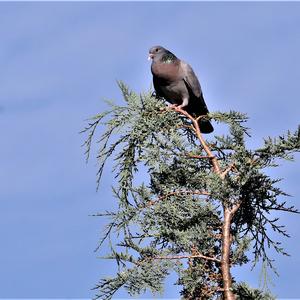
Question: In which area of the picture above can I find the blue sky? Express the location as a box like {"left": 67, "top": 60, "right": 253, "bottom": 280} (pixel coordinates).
{"left": 0, "top": 2, "right": 300, "bottom": 299}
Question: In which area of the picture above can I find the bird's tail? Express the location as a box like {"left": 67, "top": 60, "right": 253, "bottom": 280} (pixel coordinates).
{"left": 198, "top": 119, "right": 214, "bottom": 134}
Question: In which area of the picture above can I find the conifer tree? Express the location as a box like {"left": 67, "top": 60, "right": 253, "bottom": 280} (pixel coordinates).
{"left": 82, "top": 82, "right": 300, "bottom": 300}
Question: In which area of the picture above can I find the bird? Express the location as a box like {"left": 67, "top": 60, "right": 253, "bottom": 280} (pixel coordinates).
{"left": 148, "top": 45, "right": 213, "bottom": 134}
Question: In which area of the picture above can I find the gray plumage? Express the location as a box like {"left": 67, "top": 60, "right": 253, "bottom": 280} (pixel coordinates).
{"left": 149, "top": 45, "right": 213, "bottom": 134}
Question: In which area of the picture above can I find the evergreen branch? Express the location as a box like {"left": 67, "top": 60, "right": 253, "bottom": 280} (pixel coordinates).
{"left": 255, "top": 126, "right": 300, "bottom": 165}
{"left": 84, "top": 84, "right": 299, "bottom": 300}
{"left": 153, "top": 254, "right": 221, "bottom": 263}
{"left": 93, "top": 272, "right": 128, "bottom": 300}
{"left": 94, "top": 220, "right": 115, "bottom": 252}
{"left": 81, "top": 112, "right": 112, "bottom": 163}
{"left": 268, "top": 206, "right": 299, "bottom": 213}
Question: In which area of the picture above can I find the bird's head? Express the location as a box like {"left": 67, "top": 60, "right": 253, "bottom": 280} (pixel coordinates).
{"left": 148, "top": 45, "right": 167, "bottom": 60}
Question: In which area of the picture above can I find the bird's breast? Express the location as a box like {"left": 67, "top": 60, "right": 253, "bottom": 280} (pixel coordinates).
{"left": 151, "top": 62, "right": 181, "bottom": 83}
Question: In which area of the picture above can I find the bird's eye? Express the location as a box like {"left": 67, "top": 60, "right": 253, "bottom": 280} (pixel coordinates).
{"left": 155, "top": 48, "right": 159, "bottom": 52}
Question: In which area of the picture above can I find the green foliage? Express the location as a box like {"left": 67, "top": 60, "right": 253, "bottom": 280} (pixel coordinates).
{"left": 82, "top": 82, "right": 300, "bottom": 299}
{"left": 233, "top": 282, "right": 275, "bottom": 300}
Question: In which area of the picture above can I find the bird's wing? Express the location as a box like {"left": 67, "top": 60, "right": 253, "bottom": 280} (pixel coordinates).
{"left": 180, "top": 61, "right": 202, "bottom": 98}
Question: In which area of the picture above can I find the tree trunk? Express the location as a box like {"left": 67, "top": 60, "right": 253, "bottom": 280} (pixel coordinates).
{"left": 221, "top": 208, "right": 235, "bottom": 300}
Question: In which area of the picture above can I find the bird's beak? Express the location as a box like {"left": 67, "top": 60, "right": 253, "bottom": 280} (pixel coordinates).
{"left": 148, "top": 53, "right": 154, "bottom": 60}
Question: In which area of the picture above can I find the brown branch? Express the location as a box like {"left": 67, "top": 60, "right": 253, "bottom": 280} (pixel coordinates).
{"left": 170, "top": 107, "right": 238, "bottom": 299}
{"left": 196, "top": 115, "right": 205, "bottom": 121}
{"left": 231, "top": 201, "right": 242, "bottom": 215}
{"left": 174, "top": 107, "right": 221, "bottom": 174}
{"left": 153, "top": 254, "right": 221, "bottom": 263}
{"left": 158, "top": 190, "right": 210, "bottom": 200}
{"left": 220, "top": 163, "right": 236, "bottom": 179}
{"left": 186, "top": 153, "right": 212, "bottom": 159}
{"left": 146, "top": 190, "right": 210, "bottom": 207}
{"left": 221, "top": 208, "right": 236, "bottom": 300}
{"left": 177, "top": 124, "right": 194, "bottom": 130}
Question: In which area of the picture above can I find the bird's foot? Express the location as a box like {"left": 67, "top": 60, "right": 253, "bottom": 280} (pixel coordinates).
{"left": 174, "top": 105, "right": 187, "bottom": 113}
{"left": 177, "top": 104, "right": 187, "bottom": 109}
{"left": 168, "top": 104, "right": 178, "bottom": 109}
